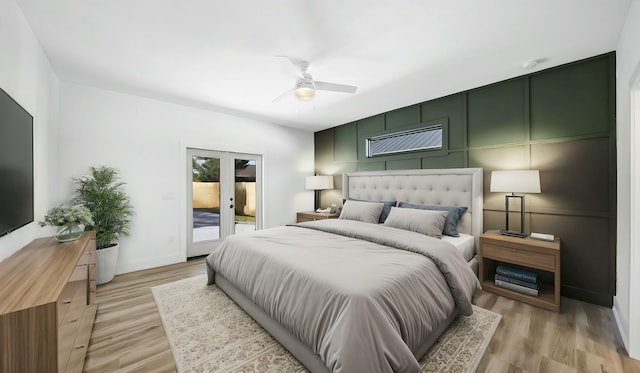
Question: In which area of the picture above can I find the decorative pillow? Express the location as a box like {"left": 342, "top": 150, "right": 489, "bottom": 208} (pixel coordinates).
{"left": 383, "top": 207, "right": 448, "bottom": 238}
{"left": 344, "top": 198, "right": 397, "bottom": 223}
{"left": 339, "top": 200, "right": 384, "bottom": 224}
{"left": 397, "top": 202, "right": 467, "bottom": 237}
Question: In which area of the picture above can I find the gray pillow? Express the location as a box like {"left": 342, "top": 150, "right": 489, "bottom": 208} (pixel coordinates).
{"left": 346, "top": 198, "right": 397, "bottom": 223}
{"left": 383, "top": 207, "right": 448, "bottom": 238}
{"left": 397, "top": 202, "right": 467, "bottom": 237}
{"left": 339, "top": 200, "right": 384, "bottom": 224}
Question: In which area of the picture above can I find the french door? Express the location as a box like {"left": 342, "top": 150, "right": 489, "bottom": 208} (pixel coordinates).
{"left": 186, "top": 148, "right": 262, "bottom": 257}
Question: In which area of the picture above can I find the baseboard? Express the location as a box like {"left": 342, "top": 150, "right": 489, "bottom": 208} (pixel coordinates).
{"left": 561, "top": 285, "right": 613, "bottom": 307}
{"left": 612, "top": 298, "right": 630, "bottom": 355}
{"left": 115, "top": 254, "right": 186, "bottom": 275}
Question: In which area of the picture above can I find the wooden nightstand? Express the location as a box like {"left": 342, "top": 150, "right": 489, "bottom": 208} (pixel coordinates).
{"left": 479, "top": 230, "right": 561, "bottom": 312}
{"left": 296, "top": 211, "right": 339, "bottom": 223}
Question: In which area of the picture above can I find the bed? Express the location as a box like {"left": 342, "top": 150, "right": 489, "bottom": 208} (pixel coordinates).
{"left": 205, "top": 168, "right": 483, "bottom": 373}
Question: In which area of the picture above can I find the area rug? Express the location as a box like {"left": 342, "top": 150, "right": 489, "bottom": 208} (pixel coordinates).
{"left": 152, "top": 275, "right": 501, "bottom": 373}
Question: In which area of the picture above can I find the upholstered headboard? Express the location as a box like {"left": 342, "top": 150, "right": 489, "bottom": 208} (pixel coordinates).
{"left": 342, "top": 168, "right": 483, "bottom": 247}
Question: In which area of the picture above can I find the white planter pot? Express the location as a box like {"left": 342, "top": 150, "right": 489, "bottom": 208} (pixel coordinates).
{"left": 96, "top": 244, "right": 119, "bottom": 285}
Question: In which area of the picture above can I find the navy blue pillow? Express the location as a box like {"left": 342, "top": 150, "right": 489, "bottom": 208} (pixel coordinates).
{"left": 345, "top": 198, "right": 397, "bottom": 223}
{"left": 397, "top": 202, "right": 467, "bottom": 237}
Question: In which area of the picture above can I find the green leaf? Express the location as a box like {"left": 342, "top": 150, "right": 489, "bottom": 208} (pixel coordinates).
{"left": 73, "top": 166, "right": 134, "bottom": 250}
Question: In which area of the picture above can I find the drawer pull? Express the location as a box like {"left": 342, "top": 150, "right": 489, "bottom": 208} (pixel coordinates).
{"left": 512, "top": 249, "right": 517, "bottom": 252}
{"left": 74, "top": 344, "right": 85, "bottom": 349}
{"left": 70, "top": 318, "right": 78, "bottom": 323}
{"left": 63, "top": 300, "right": 72, "bottom": 304}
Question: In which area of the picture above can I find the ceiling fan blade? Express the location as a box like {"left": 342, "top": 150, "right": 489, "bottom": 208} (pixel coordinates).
{"left": 315, "top": 81, "right": 358, "bottom": 94}
{"left": 276, "top": 55, "right": 310, "bottom": 71}
{"left": 272, "top": 87, "right": 295, "bottom": 102}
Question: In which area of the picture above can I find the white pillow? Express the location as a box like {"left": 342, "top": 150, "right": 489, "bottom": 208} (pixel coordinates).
{"left": 339, "top": 200, "right": 384, "bottom": 224}
{"left": 383, "top": 207, "right": 448, "bottom": 238}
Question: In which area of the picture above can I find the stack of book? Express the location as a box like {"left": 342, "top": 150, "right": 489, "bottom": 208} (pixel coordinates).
{"left": 494, "top": 265, "right": 539, "bottom": 296}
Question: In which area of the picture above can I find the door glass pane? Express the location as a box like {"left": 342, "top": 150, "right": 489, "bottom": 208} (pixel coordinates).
{"left": 234, "top": 158, "right": 257, "bottom": 235}
{"left": 191, "top": 155, "right": 221, "bottom": 242}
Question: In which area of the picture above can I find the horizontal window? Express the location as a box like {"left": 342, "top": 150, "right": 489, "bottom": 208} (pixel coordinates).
{"left": 366, "top": 125, "right": 443, "bottom": 158}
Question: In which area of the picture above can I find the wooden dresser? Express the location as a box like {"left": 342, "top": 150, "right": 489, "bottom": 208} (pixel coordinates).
{"left": 0, "top": 232, "right": 97, "bottom": 372}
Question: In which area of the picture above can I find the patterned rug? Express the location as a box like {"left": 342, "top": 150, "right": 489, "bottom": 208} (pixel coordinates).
{"left": 152, "top": 275, "right": 501, "bottom": 373}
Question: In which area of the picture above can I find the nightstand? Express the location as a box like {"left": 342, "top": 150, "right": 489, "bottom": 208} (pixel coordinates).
{"left": 479, "top": 230, "right": 561, "bottom": 312}
{"left": 296, "top": 211, "right": 339, "bottom": 223}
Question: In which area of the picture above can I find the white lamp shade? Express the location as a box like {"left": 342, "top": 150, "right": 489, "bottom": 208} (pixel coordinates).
{"left": 305, "top": 175, "right": 334, "bottom": 190}
{"left": 490, "top": 170, "right": 541, "bottom": 193}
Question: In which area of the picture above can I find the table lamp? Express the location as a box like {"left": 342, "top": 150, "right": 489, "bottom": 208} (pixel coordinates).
{"left": 490, "top": 170, "right": 541, "bottom": 237}
{"left": 305, "top": 175, "right": 334, "bottom": 211}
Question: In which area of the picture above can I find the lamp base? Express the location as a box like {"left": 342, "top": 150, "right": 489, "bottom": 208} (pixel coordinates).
{"left": 502, "top": 194, "right": 527, "bottom": 238}
{"left": 499, "top": 229, "right": 526, "bottom": 238}
{"left": 314, "top": 190, "right": 320, "bottom": 211}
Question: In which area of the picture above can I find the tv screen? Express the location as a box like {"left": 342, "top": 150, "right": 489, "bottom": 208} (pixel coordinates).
{"left": 0, "top": 88, "right": 34, "bottom": 237}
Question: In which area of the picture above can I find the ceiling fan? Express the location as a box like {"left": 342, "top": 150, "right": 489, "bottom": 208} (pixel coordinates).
{"left": 273, "top": 56, "right": 358, "bottom": 102}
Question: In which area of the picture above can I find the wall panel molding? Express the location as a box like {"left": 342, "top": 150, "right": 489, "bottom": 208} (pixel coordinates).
{"left": 314, "top": 52, "right": 616, "bottom": 307}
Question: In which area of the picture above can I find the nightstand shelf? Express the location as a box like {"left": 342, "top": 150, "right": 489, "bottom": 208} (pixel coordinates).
{"left": 296, "top": 211, "right": 339, "bottom": 223}
{"left": 480, "top": 280, "right": 556, "bottom": 308}
{"left": 479, "top": 230, "right": 561, "bottom": 312}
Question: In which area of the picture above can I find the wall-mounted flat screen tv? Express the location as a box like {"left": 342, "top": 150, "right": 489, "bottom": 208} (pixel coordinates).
{"left": 0, "top": 88, "right": 34, "bottom": 237}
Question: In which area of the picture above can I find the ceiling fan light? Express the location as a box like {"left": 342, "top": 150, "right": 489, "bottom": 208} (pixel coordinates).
{"left": 295, "top": 87, "right": 315, "bottom": 101}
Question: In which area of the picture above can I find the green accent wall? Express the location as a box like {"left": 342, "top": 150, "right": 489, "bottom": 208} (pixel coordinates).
{"left": 314, "top": 53, "right": 616, "bottom": 307}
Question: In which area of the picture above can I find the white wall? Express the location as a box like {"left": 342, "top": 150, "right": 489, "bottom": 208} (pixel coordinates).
{"left": 57, "top": 82, "right": 314, "bottom": 274}
{"left": 0, "top": 0, "right": 59, "bottom": 260}
{"left": 615, "top": 0, "right": 640, "bottom": 360}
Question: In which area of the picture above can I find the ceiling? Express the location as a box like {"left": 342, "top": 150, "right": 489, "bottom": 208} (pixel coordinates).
{"left": 16, "top": 0, "right": 631, "bottom": 132}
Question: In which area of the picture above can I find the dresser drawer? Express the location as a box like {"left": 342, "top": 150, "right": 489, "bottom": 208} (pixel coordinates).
{"left": 88, "top": 263, "right": 97, "bottom": 304}
{"left": 58, "top": 281, "right": 84, "bottom": 322}
{"left": 57, "top": 281, "right": 78, "bottom": 326}
{"left": 482, "top": 243, "right": 555, "bottom": 271}
{"left": 58, "top": 279, "right": 86, "bottom": 372}
{"left": 64, "top": 286, "right": 86, "bottom": 324}
{"left": 58, "top": 310, "right": 81, "bottom": 372}
{"left": 69, "top": 263, "right": 88, "bottom": 282}
{"left": 87, "top": 241, "right": 97, "bottom": 306}
{"left": 87, "top": 248, "right": 96, "bottom": 265}
{"left": 77, "top": 251, "right": 89, "bottom": 265}
{"left": 65, "top": 304, "right": 97, "bottom": 373}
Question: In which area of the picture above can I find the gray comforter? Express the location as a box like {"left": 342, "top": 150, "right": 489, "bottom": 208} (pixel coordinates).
{"left": 205, "top": 219, "right": 480, "bottom": 373}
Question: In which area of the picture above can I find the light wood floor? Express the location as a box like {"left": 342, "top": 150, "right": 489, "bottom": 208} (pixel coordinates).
{"left": 83, "top": 258, "right": 640, "bottom": 373}
{"left": 83, "top": 259, "right": 205, "bottom": 372}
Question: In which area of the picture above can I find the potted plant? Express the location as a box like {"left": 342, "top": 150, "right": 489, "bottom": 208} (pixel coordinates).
{"left": 74, "top": 166, "right": 134, "bottom": 285}
{"left": 40, "top": 205, "right": 94, "bottom": 242}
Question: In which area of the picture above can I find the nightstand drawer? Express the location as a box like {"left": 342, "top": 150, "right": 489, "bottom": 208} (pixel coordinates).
{"left": 482, "top": 243, "right": 555, "bottom": 271}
